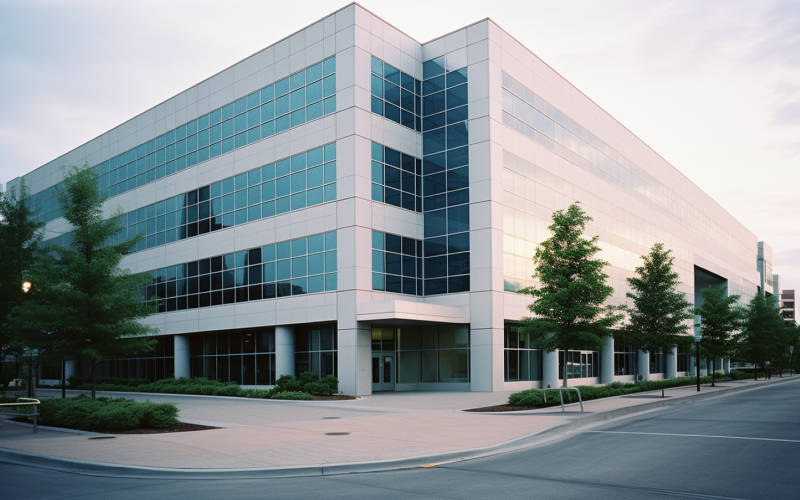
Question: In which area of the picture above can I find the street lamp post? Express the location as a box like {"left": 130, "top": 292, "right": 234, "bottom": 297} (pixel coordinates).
{"left": 22, "top": 281, "right": 34, "bottom": 398}
{"left": 790, "top": 346, "right": 794, "bottom": 376}
{"left": 695, "top": 315, "right": 702, "bottom": 392}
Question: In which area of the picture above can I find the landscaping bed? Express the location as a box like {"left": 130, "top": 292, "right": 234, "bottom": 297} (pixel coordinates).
{"left": 465, "top": 373, "right": 748, "bottom": 412}
{"left": 65, "top": 372, "right": 346, "bottom": 401}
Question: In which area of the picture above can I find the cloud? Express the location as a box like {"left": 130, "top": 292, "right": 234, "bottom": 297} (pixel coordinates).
{"left": 771, "top": 100, "right": 800, "bottom": 127}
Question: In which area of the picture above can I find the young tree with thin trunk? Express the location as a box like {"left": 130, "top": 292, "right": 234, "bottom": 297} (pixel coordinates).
{"left": 9, "top": 166, "right": 157, "bottom": 398}
{"left": 740, "top": 293, "right": 788, "bottom": 376}
{"left": 623, "top": 243, "right": 694, "bottom": 371}
{"left": 694, "top": 284, "right": 742, "bottom": 386}
{"left": 518, "top": 203, "right": 624, "bottom": 388}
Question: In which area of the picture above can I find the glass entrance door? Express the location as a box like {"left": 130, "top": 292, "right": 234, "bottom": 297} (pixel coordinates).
{"left": 371, "top": 353, "right": 395, "bottom": 392}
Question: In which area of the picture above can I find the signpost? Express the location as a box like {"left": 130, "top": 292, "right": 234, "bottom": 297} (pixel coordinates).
{"left": 695, "top": 315, "right": 702, "bottom": 392}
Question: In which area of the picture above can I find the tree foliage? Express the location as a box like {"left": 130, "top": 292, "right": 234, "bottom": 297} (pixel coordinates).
{"left": 694, "top": 284, "right": 743, "bottom": 385}
{"left": 0, "top": 182, "right": 44, "bottom": 382}
{"left": 8, "top": 166, "right": 157, "bottom": 396}
{"left": 517, "top": 203, "right": 623, "bottom": 387}
{"left": 624, "top": 243, "right": 694, "bottom": 354}
{"left": 739, "top": 293, "right": 790, "bottom": 371}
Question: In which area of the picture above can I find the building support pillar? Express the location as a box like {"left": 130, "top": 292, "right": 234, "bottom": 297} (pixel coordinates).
{"left": 174, "top": 335, "right": 191, "bottom": 379}
{"left": 665, "top": 346, "right": 678, "bottom": 379}
{"left": 337, "top": 323, "right": 372, "bottom": 396}
{"left": 600, "top": 336, "right": 614, "bottom": 384}
{"left": 542, "top": 349, "right": 559, "bottom": 389}
{"left": 724, "top": 358, "right": 731, "bottom": 375}
{"left": 637, "top": 349, "right": 650, "bottom": 381}
{"left": 275, "top": 326, "right": 295, "bottom": 379}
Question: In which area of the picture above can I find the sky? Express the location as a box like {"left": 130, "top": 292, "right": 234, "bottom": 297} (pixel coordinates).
{"left": 0, "top": 0, "right": 798, "bottom": 292}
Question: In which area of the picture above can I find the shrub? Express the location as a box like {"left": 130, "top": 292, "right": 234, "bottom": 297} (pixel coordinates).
{"left": 269, "top": 391, "right": 315, "bottom": 401}
{"left": 65, "top": 373, "right": 342, "bottom": 399}
{"left": 37, "top": 395, "right": 179, "bottom": 431}
{"left": 508, "top": 375, "right": 735, "bottom": 406}
{"left": 303, "top": 382, "right": 330, "bottom": 395}
{"left": 321, "top": 374, "right": 339, "bottom": 395}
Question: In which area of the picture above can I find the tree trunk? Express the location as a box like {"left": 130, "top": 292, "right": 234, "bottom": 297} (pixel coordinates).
{"left": 711, "top": 357, "right": 716, "bottom": 387}
{"left": 562, "top": 348, "right": 569, "bottom": 388}
{"left": 90, "top": 360, "right": 96, "bottom": 399}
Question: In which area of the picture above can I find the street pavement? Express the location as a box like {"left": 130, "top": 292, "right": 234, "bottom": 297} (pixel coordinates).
{"left": 1, "top": 377, "right": 798, "bottom": 499}
{"left": 0, "top": 376, "right": 796, "bottom": 473}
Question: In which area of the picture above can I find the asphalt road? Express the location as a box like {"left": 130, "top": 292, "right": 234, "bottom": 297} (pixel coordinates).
{"left": 3, "top": 380, "right": 799, "bottom": 500}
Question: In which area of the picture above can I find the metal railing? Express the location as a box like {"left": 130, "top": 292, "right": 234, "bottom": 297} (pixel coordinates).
{"left": 542, "top": 387, "right": 584, "bottom": 412}
{"left": 0, "top": 398, "right": 40, "bottom": 433}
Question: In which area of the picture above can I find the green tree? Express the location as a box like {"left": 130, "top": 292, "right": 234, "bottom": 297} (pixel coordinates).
{"left": 739, "top": 293, "right": 789, "bottom": 377}
{"left": 624, "top": 243, "right": 694, "bottom": 361}
{"left": 695, "top": 284, "right": 742, "bottom": 386}
{"left": 518, "top": 203, "right": 623, "bottom": 388}
{"left": 0, "top": 182, "right": 44, "bottom": 388}
{"left": 9, "top": 166, "right": 157, "bottom": 398}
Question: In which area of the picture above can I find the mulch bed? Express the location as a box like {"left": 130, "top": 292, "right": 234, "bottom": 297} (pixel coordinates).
{"left": 463, "top": 404, "right": 549, "bottom": 412}
{"left": 10, "top": 417, "right": 218, "bottom": 434}
{"left": 314, "top": 395, "right": 357, "bottom": 401}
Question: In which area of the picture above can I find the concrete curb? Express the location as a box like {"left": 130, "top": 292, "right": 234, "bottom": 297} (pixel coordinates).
{"left": 1, "top": 376, "right": 797, "bottom": 479}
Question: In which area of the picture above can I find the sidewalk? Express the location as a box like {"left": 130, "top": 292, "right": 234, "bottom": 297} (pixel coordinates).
{"left": 1, "top": 376, "right": 797, "bottom": 477}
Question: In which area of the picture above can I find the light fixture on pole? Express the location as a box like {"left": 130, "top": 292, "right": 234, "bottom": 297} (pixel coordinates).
{"left": 22, "top": 281, "right": 31, "bottom": 293}
{"left": 695, "top": 315, "right": 702, "bottom": 392}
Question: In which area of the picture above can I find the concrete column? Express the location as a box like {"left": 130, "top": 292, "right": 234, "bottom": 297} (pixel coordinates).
{"left": 275, "top": 326, "right": 295, "bottom": 378}
{"left": 600, "top": 336, "right": 615, "bottom": 384}
{"left": 724, "top": 358, "right": 731, "bottom": 374}
{"left": 542, "top": 349, "right": 559, "bottom": 388}
{"left": 337, "top": 324, "right": 372, "bottom": 396}
{"left": 637, "top": 350, "right": 650, "bottom": 381}
{"left": 665, "top": 346, "right": 678, "bottom": 379}
{"left": 470, "top": 327, "right": 505, "bottom": 392}
{"left": 173, "top": 334, "right": 191, "bottom": 379}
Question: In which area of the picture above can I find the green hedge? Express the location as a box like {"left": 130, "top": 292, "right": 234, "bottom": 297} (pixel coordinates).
{"left": 70, "top": 372, "right": 340, "bottom": 400}
{"left": 68, "top": 376, "right": 150, "bottom": 388}
{"left": 37, "top": 395, "right": 179, "bottom": 431}
{"left": 509, "top": 375, "right": 733, "bottom": 407}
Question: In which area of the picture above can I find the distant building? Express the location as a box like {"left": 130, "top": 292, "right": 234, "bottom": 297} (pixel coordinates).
{"left": 782, "top": 290, "right": 795, "bottom": 320}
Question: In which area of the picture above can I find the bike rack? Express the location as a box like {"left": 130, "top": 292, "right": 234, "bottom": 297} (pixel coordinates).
{"left": 542, "top": 387, "right": 584, "bottom": 412}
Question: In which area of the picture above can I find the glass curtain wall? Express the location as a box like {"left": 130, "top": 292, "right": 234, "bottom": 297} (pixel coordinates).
{"left": 559, "top": 350, "right": 599, "bottom": 379}
{"left": 504, "top": 324, "right": 542, "bottom": 382}
{"left": 373, "top": 325, "right": 470, "bottom": 384}
{"left": 79, "top": 336, "right": 175, "bottom": 381}
{"left": 29, "top": 57, "right": 337, "bottom": 227}
{"left": 190, "top": 329, "right": 276, "bottom": 385}
{"left": 614, "top": 345, "right": 638, "bottom": 375}
{"left": 294, "top": 323, "right": 337, "bottom": 378}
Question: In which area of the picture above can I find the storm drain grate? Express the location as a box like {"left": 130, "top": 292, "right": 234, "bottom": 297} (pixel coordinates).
{"left": 325, "top": 432, "right": 350, "bottom": 436}
{"left": 323, "top": 417, "right": 341, "bottom": 420}
{"left": 88, "top": 436, "right": 116, "bottom": 440}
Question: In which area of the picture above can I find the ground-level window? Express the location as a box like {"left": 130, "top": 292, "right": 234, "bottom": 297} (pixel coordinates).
{"left": 294, "top": 323, "right": 337, "bottom": 378}
{"left": 385, "top": 325, "right": 469, "bottom": 384}
{"left": 614, "top": 345, "right": 637, "bottom": 375}
{"left": 504, "top": 324, "right": 541, "bottom": 382}
{"left": 190, "top": 328, "right": 275, "bottom": 385}
{"left": 76, "top": 336, "right": 175, "bottom": 381}
{"left": 677, "top": 346, "right": 689, "bottom": 372}
{"left": 559, "top": 350, "right": 599, "bottom": 379}
{"left": 649, "top": 350, "right": 666, "bottom": 374}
